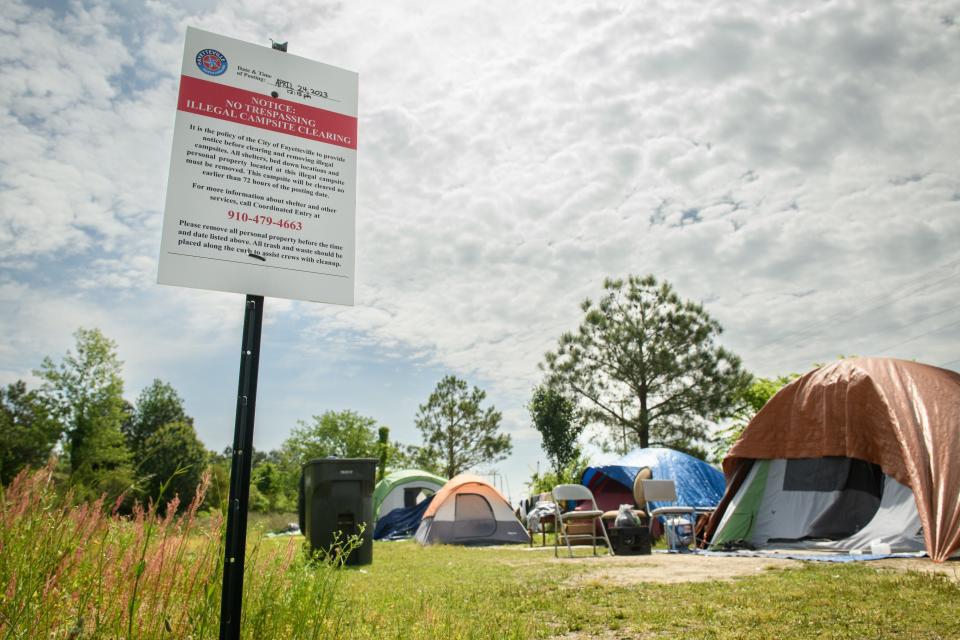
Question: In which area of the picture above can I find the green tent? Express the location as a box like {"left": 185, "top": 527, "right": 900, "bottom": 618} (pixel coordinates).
{"left": 373, "top": 469, "right": 446, "bottom": 519}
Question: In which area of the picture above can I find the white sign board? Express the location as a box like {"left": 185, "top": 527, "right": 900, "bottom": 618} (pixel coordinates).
{"left": 158, "top": 27, "right": 357, "bottom": 305}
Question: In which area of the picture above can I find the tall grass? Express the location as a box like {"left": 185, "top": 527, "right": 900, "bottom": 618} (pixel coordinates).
{"left": 0, "top": 465, "right": 351, "bottom": 639}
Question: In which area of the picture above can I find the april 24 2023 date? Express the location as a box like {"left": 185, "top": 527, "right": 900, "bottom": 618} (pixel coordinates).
{"left": 228, "top": 210, "right": 303, "bottom": 230}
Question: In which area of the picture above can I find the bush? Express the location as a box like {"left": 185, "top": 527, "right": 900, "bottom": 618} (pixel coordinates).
{"left": 528, "top": 454, "right": 589, "bottom": 495}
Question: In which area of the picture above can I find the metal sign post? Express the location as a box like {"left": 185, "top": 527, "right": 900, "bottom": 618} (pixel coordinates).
{"left": 217, "top": 40, "right": 286, "bottom": 640}
{"left": 218, "top": 294, "right": 264, "bottom": 640}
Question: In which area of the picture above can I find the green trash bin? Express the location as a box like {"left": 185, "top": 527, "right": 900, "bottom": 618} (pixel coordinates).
{"left": 299, "top": 458, "right": 377, "bottom": 565}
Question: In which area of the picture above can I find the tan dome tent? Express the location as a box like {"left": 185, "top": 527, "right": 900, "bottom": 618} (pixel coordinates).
{"left": 706, "top": 358, "right": 960, "bottom": 562}
{"left": 415, "top": 474, "right": 530, "bottom": 545}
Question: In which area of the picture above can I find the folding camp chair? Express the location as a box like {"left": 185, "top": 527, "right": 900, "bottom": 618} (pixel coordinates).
{"left": 641, "top": 479, "right": 699, "bottom": 551}
{"left": 551, "top": 484, "right": 614, "bottom": 558}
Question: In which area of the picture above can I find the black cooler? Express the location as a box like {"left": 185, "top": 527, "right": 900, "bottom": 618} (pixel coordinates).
{"left": 608, "top": 525, "right": 652, "bottom": 556}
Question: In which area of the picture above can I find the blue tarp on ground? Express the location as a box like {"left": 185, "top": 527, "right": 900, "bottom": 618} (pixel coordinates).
{"left": 696, "top": 549, "right": 927, "bottom": 562}
{"left": 373, "top": 495, "right": 435, "bottom": 540}
{"left": 581, "top": 447, "right": 725, "bottom": 511}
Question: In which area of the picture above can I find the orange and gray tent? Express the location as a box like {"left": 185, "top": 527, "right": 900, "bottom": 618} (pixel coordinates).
{"left": 415, "top": 473, "right": 530, "bottom": 545}
{"left": 706, "top": 358, "right": 960, "bottom": 562}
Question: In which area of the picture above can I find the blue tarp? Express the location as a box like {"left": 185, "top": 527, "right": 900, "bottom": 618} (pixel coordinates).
{"left": 581, "top": 447, "right": 725, "bottom": 510}
{"left": 696, "top": 549, "right": 927, "bottom": 562}
{"left": 373, "top": 495, "right": 434, "bottom": 541}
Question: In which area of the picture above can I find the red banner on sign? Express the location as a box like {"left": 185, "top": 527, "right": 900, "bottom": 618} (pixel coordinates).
{"left": 177, "top": 75, "right": 357, "bottom": 150}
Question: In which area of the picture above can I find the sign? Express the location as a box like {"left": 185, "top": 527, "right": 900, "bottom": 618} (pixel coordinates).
{"left": 158, "top": 27, "right": 358, "bottom": 305}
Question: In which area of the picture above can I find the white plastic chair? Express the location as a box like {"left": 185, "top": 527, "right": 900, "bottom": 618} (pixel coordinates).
{"left": 551, "top": 484, "right": 614, "bottom": 558}
{"left": 641, "top": 479, "right": 710, "bottom": 551}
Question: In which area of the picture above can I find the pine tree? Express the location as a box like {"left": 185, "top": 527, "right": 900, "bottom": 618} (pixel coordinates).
{"left": 415, "top": 376, "right": 511, "bottom": 478}
{"left": 542, "top": 275, "right": 751, "bottom": 454}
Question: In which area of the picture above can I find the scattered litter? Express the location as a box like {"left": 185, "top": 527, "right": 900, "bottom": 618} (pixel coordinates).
{"left": 266, "top": 522, "right": 301, "bottom": 538}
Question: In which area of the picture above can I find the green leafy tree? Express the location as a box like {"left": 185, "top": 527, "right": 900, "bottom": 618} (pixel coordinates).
{"left": 528, "top": 385, "right": 583, "bottom": 476}
{"left": 71, "top": 425, "right": 134, "bottom": 501}
{"left": 251, "top": 448, "right": 275, "bottom": 468}
{"left": 205, "top": 456, "right": 231, "bottom": 513}
{"left": 125, "top": 379, "right": 192, "bottom": 457}
{"left": 414, "top": 375, "right": 512, "bottom": 478}
{"left": 283, "top": 410, "right": 381, "bottom": 460}
{"left": 252, "top": 461, "right": 280, "bottom": 496}
{"left": 0, "top": 381, "right": 62, "bottom": 484}
{"left": 528, "top": 452, "right": 589, "bottom": 495}
{"left": 140, "top": 421, "right": 209, "bottom": 511}
{"left": 252, "top": 461, "right": 291, "bottom": 512}
{"left": 542, "top": 275, "right": 752, "bottom": 454}
{"left": 248, "top": 483, "right": 272, "bottom": 513}
{"left": 36, "top": 328, "right": 134, "bottom": 499}
{"left": 277, "top": 410, "right": 384, "bottom": 499}
{"left": 709, "top": 373, "right": 800, "bottom": 463}
{"left": 392, "top": 443, "right": 443, "bottom": 476}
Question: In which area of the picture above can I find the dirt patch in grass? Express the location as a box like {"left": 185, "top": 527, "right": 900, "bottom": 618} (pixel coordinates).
{"left": 558, "top": 551, "right": 960, "bottom": 586}
{"left": 565, "top": 552, "right": 795, "bottom": 585}
{"left": 553, "top": 630, "right": 666, "bottom": 640}
{"left": 869, "top": 557, "right": 960, "bottom": 581}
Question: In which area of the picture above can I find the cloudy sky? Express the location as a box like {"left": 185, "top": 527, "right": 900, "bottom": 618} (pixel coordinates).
{"left": 2, "top": 0, "right": 959, "bottom": 498}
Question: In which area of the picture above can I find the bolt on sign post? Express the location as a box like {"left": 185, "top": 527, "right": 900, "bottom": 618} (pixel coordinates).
{"left": 156, "top": 27, "right": 358, "bottom": 640}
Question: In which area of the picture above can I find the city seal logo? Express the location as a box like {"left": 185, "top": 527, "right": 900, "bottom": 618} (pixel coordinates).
{"left": 196, "top": 48, "right": 228, "bottom": 76}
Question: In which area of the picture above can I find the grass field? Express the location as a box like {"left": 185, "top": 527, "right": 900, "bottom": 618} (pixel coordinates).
{"left": 2, "top": 467, "right": 959, "bottom": 639}
{"left": 328, "top": 540, "right": 960, "bottom": 640}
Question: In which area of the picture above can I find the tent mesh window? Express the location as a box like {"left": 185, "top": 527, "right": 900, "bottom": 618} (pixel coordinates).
{"left": 453, "top": 493, "right": 497, "bottom": 538}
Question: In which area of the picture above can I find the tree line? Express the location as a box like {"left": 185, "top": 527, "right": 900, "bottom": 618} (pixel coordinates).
{"left": 0, "top": 329, "right": 513, "bottom": 513}
{"left": 4, "top": 273, "right": 802, "bottom": 510}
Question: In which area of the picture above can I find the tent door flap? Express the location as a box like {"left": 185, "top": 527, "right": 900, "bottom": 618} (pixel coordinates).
{"left": 453, "top": 493, "right": 497, "bottom": 538}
